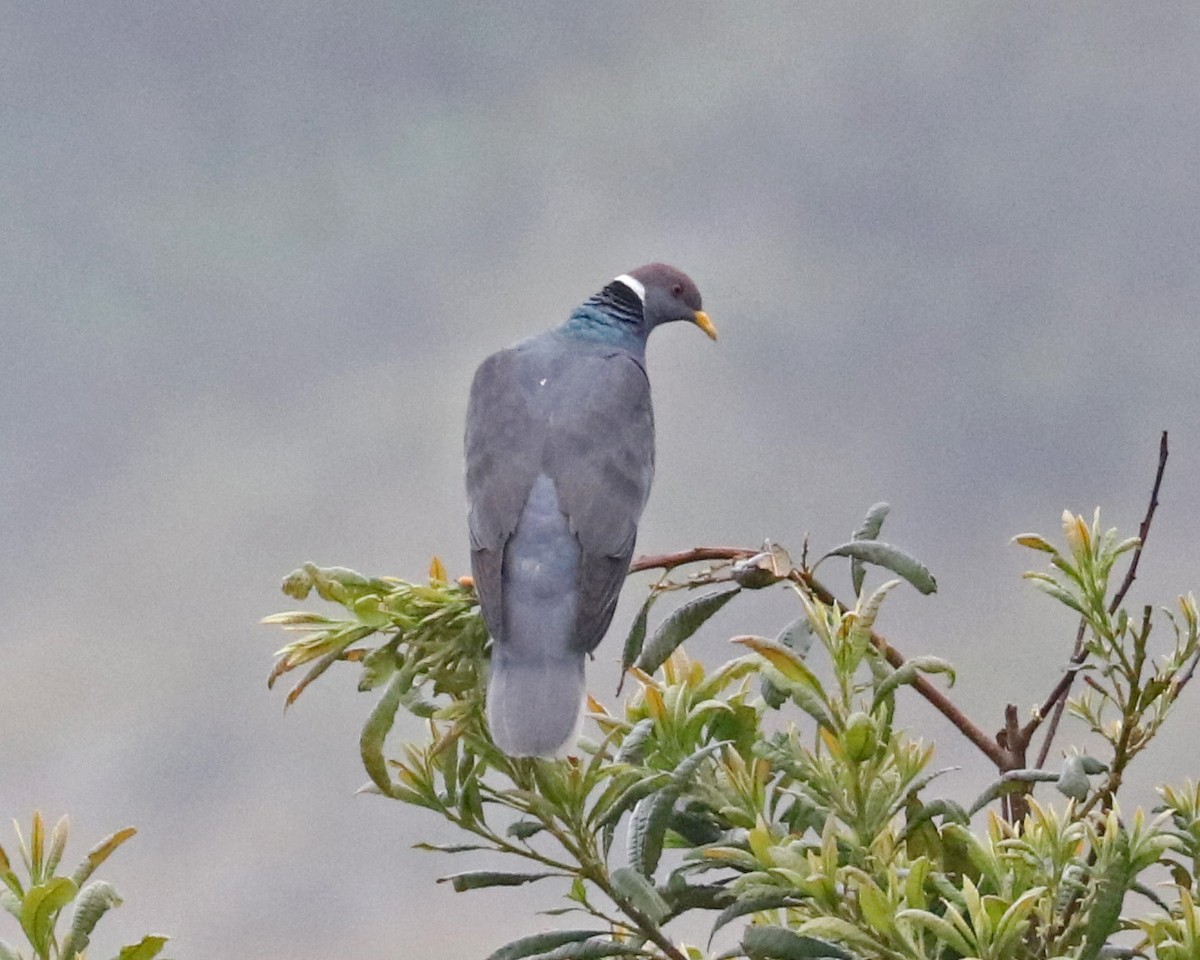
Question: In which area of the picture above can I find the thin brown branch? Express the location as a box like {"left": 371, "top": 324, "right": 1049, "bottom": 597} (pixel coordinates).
{"left": 629, "top": 546, "right": 756, "bottom": 574}
{"left": 1109, "top": 430, "right": 1169, "bottom": 614}
{"left": 1020, "top": 431, "right": 1169, "bottom": 759}
{"left": 1033, "top": 621, "right": 1088, "bottom": 768}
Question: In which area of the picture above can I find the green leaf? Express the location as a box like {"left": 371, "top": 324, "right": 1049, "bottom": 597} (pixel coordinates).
{"left": 742, "top": 925, "right": 855, "bottom": 959}
{"left": 357, "top": 638, "right": 400, "bottom": 691}
{"left": 851, "top": 502, "right": 891, "bottom": 595}
{"left": 1080, "top": 832, "right": 1133, "bottom": 960}
{"left": 968, "top": 770, "right": 1059, "bottom": 815}
{"left": 359, "top": 671, "right": 407, "bottom": 797}
{"left": 895, "top": 909, "right": 973, "bottom": 955}
{"left": 871, "top": 657, "right": 956, "bottom": 711}
{"left": 749, "top": 625, "right": 825, "bottom": 716}
{"left": 1025, "top": 577, "right": 1086, "bottom": 615}
{"left": 618, "top": 593, "right": 658, "bottom": 693}
{"left": 411, "top": 842, "right": 489, "bottom": 854}
{"left": 759, "top": 666, "right": 835, "bottom": 730}
{"left": 732, "top": 637, "right": 824, "bottom": 696}
{"left": 614, "top": 719, "right": 656, "bottom": 766}
{"left": 506, "top": 821, "right": 545, "bottom": 841}
{"left": 21, "top": 877, "right": 77, "bottom": 957}
{"left": 61, "top": 881, "right": 123, "bottom": 960}
{"left": 635, "top": 588, "right": 741, "bottom": 675}
{"left": 438, "top": 871, "right": 558, "bottom": 892}
{"left": 818, "top": 541, "right": 936, "bottom": 595}
{"left": 71, "top": 828, "right": 137, "bottom": 888}
{"left": 609, "top": 867, "right": 670, "bottom": 924}
{"left": 627, "top": 791, "right": 674, "bottom": 879}
{"left": 627, "top": 743, "right": 728, "bottom": 877}
{"left": 44, "top": 817, "right": 69, "bottom": 881}
{"left": 484, "top": 930, "right": 609, "bottom": 960}
{"left": 709, "top": 895, "right": 806, "bottom": 946}
{"left": 1012, "top": 534, "right": 1058, "bottom": 554}
{"left": 1056, "top": 755, "right": 1091, "bottom": 801}
{"left": 525, "top": 943, "right": 649, "bottom": 960}
{"left": 114, "top": 935, "right": 169, "bottom": 960}
{"left": 285, "top": 624, "right": 377, "bottom": 706}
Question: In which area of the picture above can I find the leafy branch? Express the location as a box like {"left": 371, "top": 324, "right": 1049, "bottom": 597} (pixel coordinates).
{"left": 263, "top": 447, "right": 1200, "bottom": 958}
{"left": 0, "top": 814, "right": 169, "bottom": 960}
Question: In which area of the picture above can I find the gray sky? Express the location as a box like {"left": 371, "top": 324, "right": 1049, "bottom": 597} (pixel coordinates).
{"left": 4, "top": 4, "right": 1199, "bottom": 957}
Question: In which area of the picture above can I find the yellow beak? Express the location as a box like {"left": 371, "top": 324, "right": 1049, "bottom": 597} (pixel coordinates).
{"left": 693, "top": 310, "right": 718, "bottom": 340}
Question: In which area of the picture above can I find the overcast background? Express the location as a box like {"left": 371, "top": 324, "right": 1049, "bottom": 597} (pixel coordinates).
{"left": 4, "top": 3, "right": 1199, "bottom": 957}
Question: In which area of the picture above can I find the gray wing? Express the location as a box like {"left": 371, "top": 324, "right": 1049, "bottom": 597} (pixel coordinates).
{"left": 464, "top": 347, "right": 543, "bottom": 642}
{"left": 544, "top": 352, "right": 655, "bottom": 653}
{"left": 466, "top": 339, "right": 655, "bottom": 653}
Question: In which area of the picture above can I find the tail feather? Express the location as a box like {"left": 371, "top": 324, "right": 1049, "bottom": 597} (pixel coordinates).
{"left": 487, "top": 651, "right": 585, "bottom": 758}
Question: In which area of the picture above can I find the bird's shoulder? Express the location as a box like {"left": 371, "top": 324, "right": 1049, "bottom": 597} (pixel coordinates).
{"left": 470, "top": 331, "right": 648, "bottom": 411}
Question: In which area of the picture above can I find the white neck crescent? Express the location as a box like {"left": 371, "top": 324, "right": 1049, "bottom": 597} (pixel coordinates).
{"left": 613, "top": 274, "right": 646, "bottom": 303}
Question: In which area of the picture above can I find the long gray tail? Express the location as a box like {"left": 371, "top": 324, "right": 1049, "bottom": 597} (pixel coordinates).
{"left": 487, "top": 650, "right": 585, "bottom": 758}
{"left": 488, "top": 474, "right": 585, "bottom": 758}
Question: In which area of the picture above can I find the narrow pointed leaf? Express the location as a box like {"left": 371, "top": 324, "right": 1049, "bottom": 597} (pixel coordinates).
{"left": 851, "top": 502, "right": 891, "bottom": 594}
{"left": 484, "top": 930, "right": 608, "bottom": 960}
{"left": 438, "top": 871, "right": 558, "bottom": 892}
{"left": 635, "top": 588, "right": 740, "bottom": 675}
{"left": 627, "top": 742, "right": 727, "bottom": 877}
{"left": 71, "top": 828, "right": 136, "bottom": 888}
{"left": 968, "top": 770, "right": 1059, "bottom": 815}
{"left": 742, "top": 925, "right": 855, "bottom": 959}
{"left": 22, "top": 877, "right": 77, "bottom": 955}
{"left": 610, "top": 867, "right": 669, "bottom": 924}
{"left": 628, "top": 791, "right": 674, "bottom": 878}
{"left": 286, "top": 625, "right": 376, "bottom": 706}
{"left": 871, "top": 657, "right": 955, "bottom": 711}
{"left": 819, "top": 541, "right": 936, "bottom": 595}
{"left": 526, "top": 943, "right": 651, "bottom": 960}
{"left": 732, "top": 637, "right": 824, "bottom": 696}
{"left": 614, "top": 719, "right": 656, "bottom": 766}
{"left": 618, "top": 593, "right": 658, "bottom": 694}
{"left": 709, "top": 894, "right": 806, "bottom": 946}
{"left": 115, "top": 935, "right": 169, "bottom": 960}
{"left": 1026, "top": 578, "right": 1086, "bottom": 615}
{"left": 506, "top": 821, "right": 545, "bottom": 841}
{"left": 61, "top": 881, "right": 123, "bottom": 960}
{"left": 411, "top": 842, "right": 489, "bottom": 854}
{"left": 1012, "top": 534, "right": 1057, "bottom": 554}
{"left": 360, "top": 671, "right": 407, "bottom": 796}
{"left": 45, "top": 816, "right": 69, "bottom": 880}
{"left": 1080, "top": 833, "right": 1133, "bottom": 960}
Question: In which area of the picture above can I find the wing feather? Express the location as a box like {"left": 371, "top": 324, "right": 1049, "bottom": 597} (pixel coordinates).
{"left": 545, "top": 352, "right": 655, "bottom": 652}
{"left": 466, "top": 336, "right": 655, "bottom": 654}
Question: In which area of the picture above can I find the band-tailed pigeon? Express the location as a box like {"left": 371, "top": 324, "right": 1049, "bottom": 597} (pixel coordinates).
{"left": 465, "top": 264, "right": 716, "bottom": 758}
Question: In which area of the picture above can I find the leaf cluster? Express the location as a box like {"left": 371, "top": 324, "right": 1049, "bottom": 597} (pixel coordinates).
{"left": 264, "top": 504, "right": 1200, "bottom": 959}
{"left": 0, "top": 813, "right": 168, "bottom": 960}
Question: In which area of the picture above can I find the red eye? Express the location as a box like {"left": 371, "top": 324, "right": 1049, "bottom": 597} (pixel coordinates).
{"left": 671, "top": 283, "right": 683, "bottom": 297}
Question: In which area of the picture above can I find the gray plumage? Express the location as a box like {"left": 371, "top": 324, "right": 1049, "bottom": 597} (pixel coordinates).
{"left": 465, "top": 264, "right": 715, "bottom": 757}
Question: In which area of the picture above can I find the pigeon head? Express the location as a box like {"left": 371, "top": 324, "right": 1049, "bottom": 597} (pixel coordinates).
{"left": 616, "top": 263, "right": 717, "bottom": 340}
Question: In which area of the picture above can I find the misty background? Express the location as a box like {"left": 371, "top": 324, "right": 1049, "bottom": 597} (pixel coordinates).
{"left": 4, "top": 3, "right": 1199, "bottom": 957}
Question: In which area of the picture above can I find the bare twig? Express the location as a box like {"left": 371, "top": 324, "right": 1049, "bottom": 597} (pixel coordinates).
{"left": 1033, "top": 622, "right": 1088, "bottom": 769}
{"left": 629, "top": 546, "right": 756, "bottom": 574}
{"left": 1110, "top": 430, "right": 1169, "bottom": 613}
